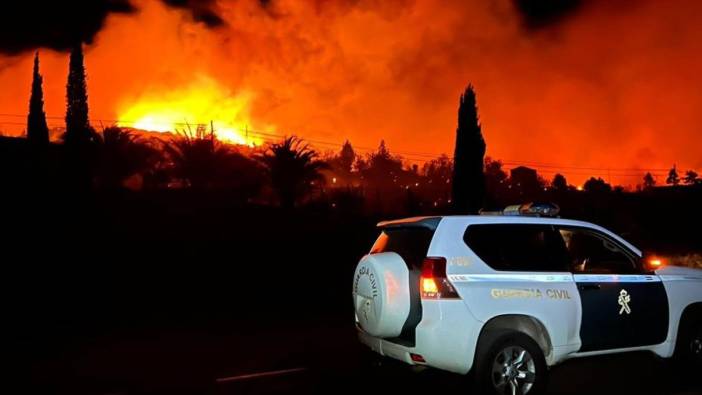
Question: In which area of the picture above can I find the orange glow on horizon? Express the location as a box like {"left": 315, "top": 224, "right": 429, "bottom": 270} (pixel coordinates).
{"left": 0, "top": 0, "right": 700, "bottom": 186}
{"left": 116, "top": 76, "right": 264, "bottom": 146}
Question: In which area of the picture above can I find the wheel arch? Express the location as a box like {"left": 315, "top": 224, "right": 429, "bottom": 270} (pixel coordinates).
{"left": 674, "top": 302, "right": 702, "bottom": 357}
{"left": 678, "top": 302, "right": 702, "bottom": 335}
{"left": 477, "top": 314, "right": 554, "bottom": 364}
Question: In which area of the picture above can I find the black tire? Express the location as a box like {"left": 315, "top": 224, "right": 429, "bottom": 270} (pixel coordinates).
{"left": 474, "top": 330, "right": 547, "bottom": 395}
{"left": 674, "top": 313, "right": 702, "bottom": 367}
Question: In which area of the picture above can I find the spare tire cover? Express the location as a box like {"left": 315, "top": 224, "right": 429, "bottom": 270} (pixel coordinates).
{"left": 353, "top": 252, "right": 411, "bottom": 338}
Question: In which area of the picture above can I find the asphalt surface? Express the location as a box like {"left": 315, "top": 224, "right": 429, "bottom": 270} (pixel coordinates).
{"left": 14, "top": 318, "right": 702, "bottom": 395}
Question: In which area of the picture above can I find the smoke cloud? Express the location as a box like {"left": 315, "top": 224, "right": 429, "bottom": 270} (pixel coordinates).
{"left": 0, "top": 0, "right": 224, "bottom": 54}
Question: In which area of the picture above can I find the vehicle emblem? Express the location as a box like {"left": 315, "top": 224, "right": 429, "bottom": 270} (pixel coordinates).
{"left": 618, "top": 289, "right": 631, "bottom": 315}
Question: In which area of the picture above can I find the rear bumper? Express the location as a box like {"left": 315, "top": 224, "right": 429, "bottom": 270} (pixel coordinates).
{"left": 356, "top": 299, "right": 481, "bottom": 374}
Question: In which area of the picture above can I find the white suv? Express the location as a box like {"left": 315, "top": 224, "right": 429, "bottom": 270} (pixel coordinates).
{"left": 353, "top": 208, "right": 702, "bottom": 395}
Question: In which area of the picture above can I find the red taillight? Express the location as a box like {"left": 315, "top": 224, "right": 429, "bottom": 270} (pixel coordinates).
{"left": 410, "top": 353, "right": 426, "bottom": 363}
{"left": 420, "top": 257, "right": 459, "bottom": 299}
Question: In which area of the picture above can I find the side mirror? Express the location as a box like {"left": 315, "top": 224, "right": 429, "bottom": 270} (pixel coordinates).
{"left": 641, "top": 252, "right": 666, "bottom": 272}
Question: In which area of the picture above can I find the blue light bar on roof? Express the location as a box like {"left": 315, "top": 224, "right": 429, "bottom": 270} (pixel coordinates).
{"left": 480, "top": 202, "right": 560, "bottom": 217}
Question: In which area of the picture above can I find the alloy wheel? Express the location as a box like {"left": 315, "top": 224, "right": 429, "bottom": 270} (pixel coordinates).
{"left": 491, "top": 345, "right": 537, "bottom": 395}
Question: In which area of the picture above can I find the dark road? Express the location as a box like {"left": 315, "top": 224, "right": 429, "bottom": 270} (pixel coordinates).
{"left": 15, "top": 318, "right": 702, "bottom": 395}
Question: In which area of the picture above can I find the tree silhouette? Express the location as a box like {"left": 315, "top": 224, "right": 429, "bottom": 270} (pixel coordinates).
{"left": 451, "top": 84, "right": 486, "bottom": 214}
{"left": 338, "top": 140, "right": 356, "bottom": 173}
{"left": 257, "top": 136, "right": 327, "bottom": 208}
{"left": 423, "top": 155, "right": 453, "bottom": 183}
{"left": 643, "top": 172, "right": 656, "bottom": 190}
{"left": 94, "top": 126, "right": 162, "bottom": 189}
{"left": 360, "top": 140, "right": 406, "bottom": 190}
{"left": 327, "top": 140, "right": 356, "bottom": 186}
{"left": 666, "top": 165, "right": 680, "bottom": 186}
{"left": 484, "top": 157, "right": 507, "bottom": 205}
{"left": 61, "top": 44, "right": 98, "bottom": 192}
{"left": 683, "top": 170, "right": 699, "bottom": 185}
{"left": 422, "top": 154, "right": 453, "bottom": 205}
{"left": 64, "top": 44, "right": 92, "bottom": 146}
{"left": 368, "top": 141, "right": 403, "bottom": 173}
{"left": 583, "top": 177, "right": 612, "bottom": 193}
{"left": 164, "top": 124, "right": 261, "bottom": 194}
{"left": 26, "top": 52, "right": 49, "bottom": 145}
{"left": 484, "top": 157, "right": 507, "bottom": 186}
{"left": 551, "top": 173, "right": 568, "bottom": 192}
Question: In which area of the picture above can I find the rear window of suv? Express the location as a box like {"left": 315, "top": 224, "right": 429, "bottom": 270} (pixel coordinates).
{"left": 370, "top": 227, "right": 434, "bottom": 270}
{"left": 463, "top": 224, "right": 570, "bottom": 272}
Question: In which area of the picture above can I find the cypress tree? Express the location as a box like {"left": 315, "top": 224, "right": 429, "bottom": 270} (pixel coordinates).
{"left": 27, "top": 52, "right": 49, "bottom": 145}
{"left": 451, "top": 84, "right": 486, "bottom": 214}
{"left": 65, "top": 44, "right": 91, "bottom": 145}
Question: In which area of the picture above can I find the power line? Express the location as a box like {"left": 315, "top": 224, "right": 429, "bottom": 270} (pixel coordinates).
{"left": 243, "top": 130, "right": 670, "bottom": 179}
{"left": 0, "top": 112, "right": 690, "bottom": 177}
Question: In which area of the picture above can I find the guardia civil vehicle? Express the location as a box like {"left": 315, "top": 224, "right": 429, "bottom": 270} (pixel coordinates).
{"left": 352, "top": 203, "right": 702, "bottom": 395}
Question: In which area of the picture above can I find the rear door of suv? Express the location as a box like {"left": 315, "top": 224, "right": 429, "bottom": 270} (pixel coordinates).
{"left": 369, "top": 221, "right": 437, "bottom": 346}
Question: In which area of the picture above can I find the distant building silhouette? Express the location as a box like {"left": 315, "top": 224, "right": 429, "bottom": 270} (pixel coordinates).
{"left": 510, "top": 166, "right": 539, "bottom": 196}
{"left": 510, "top": 166, "right": 537, "bottom": 182}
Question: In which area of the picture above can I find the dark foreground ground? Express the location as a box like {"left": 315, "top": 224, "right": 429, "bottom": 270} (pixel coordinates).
{"left": 4, "top": 190, "right": 702, "bottom": 394}
{"left": 12, "top": 316, "right": 702, "bottom": 395}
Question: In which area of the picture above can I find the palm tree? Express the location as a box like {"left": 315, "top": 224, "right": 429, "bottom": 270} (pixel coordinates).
{"left": 257, "top": 136, "right": 327, "bottom": 208}
{"left": 164, "top": 124, "right": 262, "bottom": 194}
{"left": 94, "top": 126, "right": 162, "bottom": 189}
{"left": 164, "top": 124, "right": 232, "bottom": 189}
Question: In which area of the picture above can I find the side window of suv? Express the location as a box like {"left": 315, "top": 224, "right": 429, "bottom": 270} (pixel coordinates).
{"left": 558, "top": 227, "right": 638, "bottom": 274}
{"left": 463, "top": 224, "right": 570, "bottom": 272}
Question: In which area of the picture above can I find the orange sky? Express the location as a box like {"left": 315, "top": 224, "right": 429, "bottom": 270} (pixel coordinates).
{"left": 1, "top": 0, "right": 701, "bottom": 186}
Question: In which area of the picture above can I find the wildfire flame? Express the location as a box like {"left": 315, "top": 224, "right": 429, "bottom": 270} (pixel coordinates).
{"left": 117, "top": 75, "right": 264, "bottom": 146}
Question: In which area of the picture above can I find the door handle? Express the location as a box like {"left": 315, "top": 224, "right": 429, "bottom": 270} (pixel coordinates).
{"left": 579, "top": 284, "right": 601, "bottom": 291}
